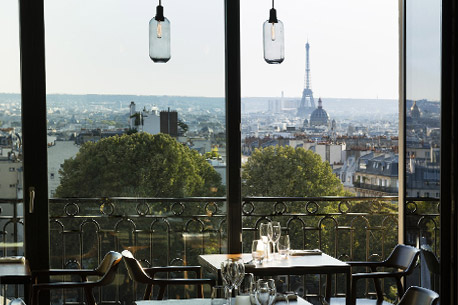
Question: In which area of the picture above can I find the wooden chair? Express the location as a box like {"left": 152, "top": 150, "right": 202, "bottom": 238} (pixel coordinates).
{"left": 397, "top": 286, "right": 439, "bottom": 305}
{"left": 121, "top": 250, "right": 215, "bottom": 300}
{"left": 325, "top": 244, "right": 420, "bottom": 305}
{"left": 32, "top": 251, "right": 122, "bottom": 305}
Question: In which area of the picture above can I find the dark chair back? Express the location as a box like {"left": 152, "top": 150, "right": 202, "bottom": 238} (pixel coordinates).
{"left": 398, "top": 286, "right": 439, "bottom": 305}
{"left": 421, "top": 246, "right": 440, "bottom": 275}
{"left": 94, "top": 251, "right": 123, "bottom": 286}
{"left": 385, "top": 244, "right": 420, "bottom": 273}
{"left": 122, "top": 250, "right": 153, "bottom": 284}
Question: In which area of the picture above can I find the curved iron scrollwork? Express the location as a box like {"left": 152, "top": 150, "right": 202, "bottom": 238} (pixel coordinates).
{"left": 0, "top": 197, "right": 440, "bottom": 303}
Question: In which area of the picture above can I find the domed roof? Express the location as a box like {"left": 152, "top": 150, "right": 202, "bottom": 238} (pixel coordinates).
{"left": 410, "top": 101, "right": 421, "bottom": 118}
{"left": 310, "top": 98, "right": 330, "bottom": 127}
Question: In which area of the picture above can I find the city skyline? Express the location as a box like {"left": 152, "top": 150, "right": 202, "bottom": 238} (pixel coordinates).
{"left": 1, "top": 0, "right": 438, "bottom": 101}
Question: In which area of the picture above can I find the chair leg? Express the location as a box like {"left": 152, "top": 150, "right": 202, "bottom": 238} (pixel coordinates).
{"left": 157, "top": 285, "right": 166, "bottom": 300}
{"left": 395, "top": 278, "right": 404, "bottom": 300}
{"left": 144, "top": 285, "right": 153, "bottom": 300}
{"left": 31, "top": 288, "right": 39, "bottom": 305}
{"left": 84, "top": 287, "right": 96, "bottom": 305}
{"left": 373, "top": 278, "right": 384, "bottom": 301}
{"left": 197, "top": 284, "right": 203, "bottom": 298}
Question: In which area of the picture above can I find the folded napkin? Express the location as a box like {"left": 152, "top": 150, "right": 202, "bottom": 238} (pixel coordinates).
{"left": 275, "top": 294, "right": 298, "bottom": 302}
{"left": 289, "top": 249, "right": 322, "bottom": 256}
{"left": 0, "top": 256, "right": 25, "bottom": 263}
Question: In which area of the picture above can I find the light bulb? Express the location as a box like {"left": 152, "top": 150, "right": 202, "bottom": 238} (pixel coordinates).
{"left": 271, "top": 23, "right": 276, "bottom": 41}
{"left": 157, "top": 21, "right": 162, "bottom": 38}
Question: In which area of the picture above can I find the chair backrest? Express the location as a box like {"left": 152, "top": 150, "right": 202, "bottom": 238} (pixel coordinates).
{"left": 93, "top": 251, "right": 123, "bottom": 286}
{"left": 122, "top": 250, "right": 154, "bottom": 284}
{"left": 384, "top": 244, "right": 420, "bottom": 273}
{"left": 398, "top": 286, "right": 439, "bottom": 305}
{"left": 421, "top": 245, "right": 440, "bottom": 275}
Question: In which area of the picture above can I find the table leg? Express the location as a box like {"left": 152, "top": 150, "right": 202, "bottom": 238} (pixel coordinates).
{"left": 345, "top": 270, "right": 352, "bottom": 305}
{"left": 325, "top": 273, "right": 331, "bottom": 303}
{"left": 217, "top": 270, "right": 223, "bottom": 285}
{"left": 24, "top": 282, "right": 31, "bottom": 305}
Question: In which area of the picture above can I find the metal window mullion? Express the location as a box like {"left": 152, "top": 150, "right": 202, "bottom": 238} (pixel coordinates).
{"left": 225, "top": 0, "right": 242, "bottom": 254}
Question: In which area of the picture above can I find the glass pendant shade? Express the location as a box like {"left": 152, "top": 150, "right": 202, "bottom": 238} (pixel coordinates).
{"left": 263, "top": 8, "right": 284, "bottom": 64}
{"left": 149, "top": 6, "right": 171, "bottom": 63}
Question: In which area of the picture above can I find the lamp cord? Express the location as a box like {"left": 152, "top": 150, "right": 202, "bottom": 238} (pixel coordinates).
{"left": 159, "top": 0, "right": 161, "bottom": 5}
{"left": 272, "top": 0, "right": 275, "bottom": 8}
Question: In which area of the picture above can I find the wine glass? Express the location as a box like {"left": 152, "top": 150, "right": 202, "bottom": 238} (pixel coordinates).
{"left": 221, "top": 258, "right": 245, "bottom": 304}
{"left": 255, "top": 279, "right": 276, "bottom": 305}
{"left": 259, "top": 223, "right": 273, "bottom": 259}
{"left": 271, "top": 221, "right": 282, "bottom": 258}
{"left": 233, "top": 260, "right": 246, "bottom": 295}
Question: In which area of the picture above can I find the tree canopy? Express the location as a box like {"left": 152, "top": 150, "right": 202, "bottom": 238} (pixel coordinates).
{"left": 55, "top": 133, "right": 224, "bottom": 197}
{"left": 242, "top": 145, "right": 348, "bottom": 197}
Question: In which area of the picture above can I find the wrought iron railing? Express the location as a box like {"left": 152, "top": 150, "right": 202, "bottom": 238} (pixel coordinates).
{"left": 0, "top": 196, "right": 440, "bottom": 304}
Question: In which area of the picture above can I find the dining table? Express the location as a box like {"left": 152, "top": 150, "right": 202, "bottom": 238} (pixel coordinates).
{"left": 0, "top": 256, "right": 32, "bottom": 304}
{"left": 198, "top": 253, "right": 351, "bottom": 305}
{"left": 135, "top": 296, "right": 313, "bottom": 305}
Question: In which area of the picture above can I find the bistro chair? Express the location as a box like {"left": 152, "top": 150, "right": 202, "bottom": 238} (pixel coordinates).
{"left": 31, "top": 251, "right": 123, "bottom": 305}
{"left": 326, "top": 244, "right": 420, "bottom": 305}
{"left": 121, "top": 250, "right": 215, "bottom": 300}
{"left": 397, "top": 286, "right": 439, "bottom": 305}
{"left": 420, "top": 245, "right": 440, "bottom": 293}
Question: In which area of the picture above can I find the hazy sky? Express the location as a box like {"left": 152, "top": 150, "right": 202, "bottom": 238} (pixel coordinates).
{"left": 0, "top": 0, "right": 439, "bottom": 100}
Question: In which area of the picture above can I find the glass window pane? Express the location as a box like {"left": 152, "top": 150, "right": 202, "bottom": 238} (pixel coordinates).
{"left": 0, "top": 0, "right": 23, "bottom": 256}
{"left": 0, "top": 0, "right": 25, "bottom": 300}
{"left": 405, "top": 0, "right": 441, "bottom": 279}
{"left": 45, "top": 0, "right": 226, "bottom": 302}
{"left": 241, "top": 1, "right": 399, "bottom": 300}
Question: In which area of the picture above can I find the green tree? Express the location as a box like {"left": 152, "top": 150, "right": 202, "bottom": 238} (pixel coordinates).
{"left": 242, "top": 145, "right": 348, "bottom": 197}
{"left": 55, "top": 133, "right": 223, "bottom": 197}
{"left": 204, "top": 147, "right": 221, "bottom": 160}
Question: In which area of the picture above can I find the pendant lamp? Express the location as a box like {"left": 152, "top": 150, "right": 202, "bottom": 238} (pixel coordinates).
{"left": 149, "top": 0, "right": 171, "bottom": 63}
{"left": 263, "top": 0, "right": 284, "bottom": 64}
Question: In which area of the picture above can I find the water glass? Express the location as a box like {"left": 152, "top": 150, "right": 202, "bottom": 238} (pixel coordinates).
{"left": 236, "top": 273, "right": 254, "bottom": 305}
{"left": 211, "top": 286, "right": 228, "bottom": 305}
{"left": 255, "top": 279, "right": 276, "bottom": 305}
{"left": 238, "top": 273, "right": 254, "bottom": 295}
{"left": 251, "top": 239, "right": 266, "bottom": 264}
{"left": 278, "top": 235, "right": 290, "bottom": 258}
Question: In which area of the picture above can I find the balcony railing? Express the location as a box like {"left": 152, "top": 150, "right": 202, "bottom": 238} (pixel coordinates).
{"left": 0, "top": 196, "right": 439, "bottom": 304}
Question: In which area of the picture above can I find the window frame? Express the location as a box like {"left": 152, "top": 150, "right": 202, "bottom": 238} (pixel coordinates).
{"left": 17, "top": 0, "right": 458, "bottom": 302}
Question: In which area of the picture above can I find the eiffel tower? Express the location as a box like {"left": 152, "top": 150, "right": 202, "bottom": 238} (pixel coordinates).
{"left": 297, "top": 41, "right": 316, "bottom": 117}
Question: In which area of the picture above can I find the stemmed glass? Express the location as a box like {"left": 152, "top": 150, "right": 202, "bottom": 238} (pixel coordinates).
{"left": 259, "top": 223, "right": 273, "bottom": 260}
{"left": 221, "top": 258, "right": 245, "bottom": 304}
{"left": 271, "top": 222, "right": 282, "bottom": 259}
